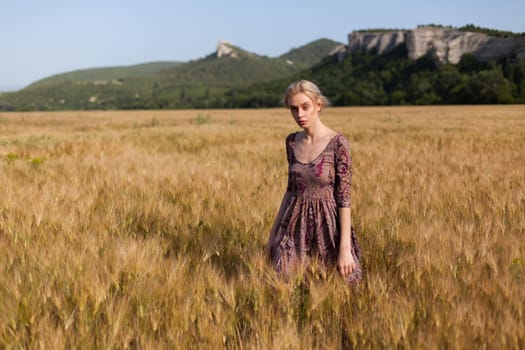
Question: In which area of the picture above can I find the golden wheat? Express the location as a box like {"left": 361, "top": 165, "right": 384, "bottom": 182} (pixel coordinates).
{"left": 0, "top": 106, "right": 524, "bottom": 349}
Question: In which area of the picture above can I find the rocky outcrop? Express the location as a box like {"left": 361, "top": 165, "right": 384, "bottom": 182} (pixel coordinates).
{"left": 346, "top": 27, "right": 525, "bottom": 64}
{"left": 216, "top": 41, "right": 239, "bottom": 59}
{"left": 215, "top": 41, "right": 258, "bottom": 59}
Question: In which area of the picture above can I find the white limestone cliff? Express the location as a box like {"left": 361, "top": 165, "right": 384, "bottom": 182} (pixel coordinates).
{"left": 346, "top": 27, "right": 525, "bottom": 64}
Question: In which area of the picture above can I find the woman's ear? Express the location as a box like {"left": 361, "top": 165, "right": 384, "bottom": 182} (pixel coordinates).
{"left": 316, "top": 99, "right": 322, "bottom": 112}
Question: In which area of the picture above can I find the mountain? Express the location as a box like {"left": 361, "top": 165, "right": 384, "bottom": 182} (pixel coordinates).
{"left": 2, "top": 26, "right": 524, "bottom": 110}
{"left": 0, "top": 39, "right": 343, "bottom": 110}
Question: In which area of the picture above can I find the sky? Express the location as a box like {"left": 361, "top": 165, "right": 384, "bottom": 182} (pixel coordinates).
{"left": 1, "top": 0, "right": 524, "bottom": 91}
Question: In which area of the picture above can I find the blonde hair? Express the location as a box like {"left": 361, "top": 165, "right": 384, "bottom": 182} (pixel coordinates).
{"left": 283, "top": 80, "right": 330, "bottom": 109}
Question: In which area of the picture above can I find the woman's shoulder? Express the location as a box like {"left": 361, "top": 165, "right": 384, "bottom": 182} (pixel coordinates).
{"left": 333, "top": 132, "right": 351, "bottom": 152}
{"left": 285, "top": 132, "right": 299, "bottom": 144}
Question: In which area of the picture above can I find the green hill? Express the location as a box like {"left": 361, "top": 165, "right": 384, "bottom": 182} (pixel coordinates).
{"left": 0, "top": 39, "right": 343, "bottom": 110}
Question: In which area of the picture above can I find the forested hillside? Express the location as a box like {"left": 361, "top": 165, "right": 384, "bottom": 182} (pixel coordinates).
{"left": 215, "top": 46, "right": 525, "bottom": 108}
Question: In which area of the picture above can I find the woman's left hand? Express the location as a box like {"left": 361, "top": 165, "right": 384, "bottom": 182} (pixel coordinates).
{"left": 337, "top": 247, "right": 356, "bottom": 277}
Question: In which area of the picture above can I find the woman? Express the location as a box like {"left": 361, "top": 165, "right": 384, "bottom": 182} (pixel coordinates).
{"left": 267, "top": 80, "right": 362, "bottom": 284}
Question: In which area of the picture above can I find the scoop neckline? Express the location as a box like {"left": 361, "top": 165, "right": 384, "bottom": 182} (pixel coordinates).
{"left": 291, "top": 132, "right": 340, "bottom": 165}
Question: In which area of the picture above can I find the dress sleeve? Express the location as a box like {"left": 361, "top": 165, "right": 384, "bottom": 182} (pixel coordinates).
{"left": 285, "top": 133, "right": 295, "bottom": 165}
{"left": 285, "top": 133, "right": 295, "bottom": 193}
{"left": 334, "top": 135, "right": 352, "bottom": 208}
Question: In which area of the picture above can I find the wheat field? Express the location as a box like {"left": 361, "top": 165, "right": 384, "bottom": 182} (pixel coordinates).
{"left": 0, "top": 106, "right": 524, "bottom": 349}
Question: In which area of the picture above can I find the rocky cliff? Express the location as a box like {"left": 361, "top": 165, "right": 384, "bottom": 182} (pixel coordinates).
{"left": 347, "top": 27, "right": 525, "bottom": 64}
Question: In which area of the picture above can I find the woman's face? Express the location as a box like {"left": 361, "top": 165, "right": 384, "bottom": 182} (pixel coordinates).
{"left": 287, "top": 93, "right": 321, "bottom": 129}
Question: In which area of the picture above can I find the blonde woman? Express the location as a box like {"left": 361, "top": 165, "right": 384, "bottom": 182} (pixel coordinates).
{"left": 267, "top": 80, "right": 362, "bottom": 284}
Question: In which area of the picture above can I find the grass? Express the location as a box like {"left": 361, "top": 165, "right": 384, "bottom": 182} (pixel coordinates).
{"left": 0, "top": 106, "right": 524, "bottom": 348}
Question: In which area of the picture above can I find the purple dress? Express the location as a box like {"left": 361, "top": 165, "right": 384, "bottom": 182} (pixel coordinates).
{"left": 269, "top": 132, "right": 362, "bottom": 284}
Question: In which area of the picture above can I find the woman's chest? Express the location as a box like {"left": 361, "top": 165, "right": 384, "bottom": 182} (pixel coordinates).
{"left": 289, "top": 152, "right": 336, "bottom": 186}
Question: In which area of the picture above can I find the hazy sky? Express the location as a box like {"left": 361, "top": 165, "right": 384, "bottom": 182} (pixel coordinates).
{"left": 1, "top": 0, "right": 524, "bottom": 91}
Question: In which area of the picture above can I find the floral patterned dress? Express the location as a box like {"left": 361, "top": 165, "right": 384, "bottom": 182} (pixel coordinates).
{"left": 269, "top": 132, "right": 362, "bottom": 284}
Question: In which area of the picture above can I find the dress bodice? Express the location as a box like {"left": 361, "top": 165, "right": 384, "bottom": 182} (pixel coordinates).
{"left": 285, "top": 132, "right": 352, "bottom": 208}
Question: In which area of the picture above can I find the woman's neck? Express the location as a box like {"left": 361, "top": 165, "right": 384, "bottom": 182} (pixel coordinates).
{"left": 302, "top": 119, "right": 327, "bottom": 141}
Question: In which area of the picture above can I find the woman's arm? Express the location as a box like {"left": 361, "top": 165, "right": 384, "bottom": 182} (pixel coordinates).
{"left": 337, "top": 207, "right": 356, "bottom": 276}
{"left": 334, "top": 135, "right": 356, "bottom": 277}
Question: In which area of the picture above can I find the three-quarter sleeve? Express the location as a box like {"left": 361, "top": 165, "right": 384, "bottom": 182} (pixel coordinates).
{"left": 334, "top": 135, "right": 352, "bottom": 208}
{"left": 285, "top": 133, "right": 295, "bottom": 193}
{"left": 285, "top": 133, "right": 295, "bottom": 165}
